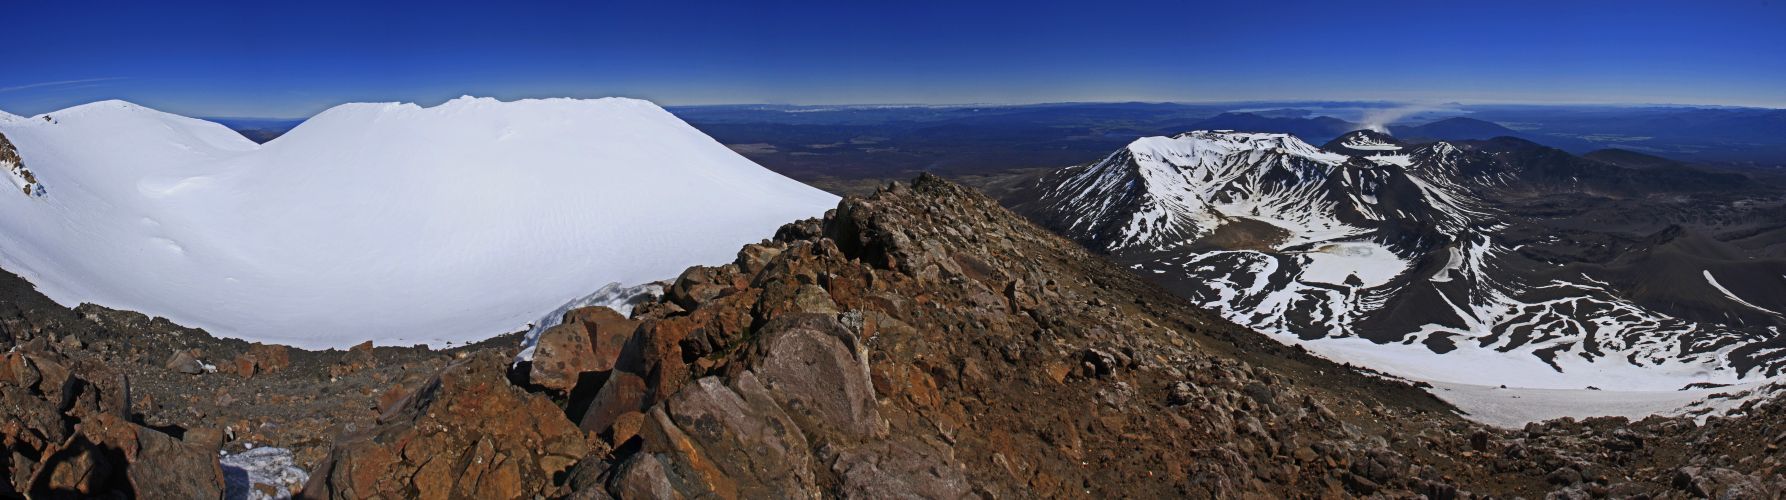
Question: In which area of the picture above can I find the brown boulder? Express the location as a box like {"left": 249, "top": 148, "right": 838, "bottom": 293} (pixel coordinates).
{"left": 658, "top": 374, "right": 819, "bottom": 497}
{"left": 1672, "top": 466, "right": 1782, "bottom": 498}
{"left": 735, "top": 243, "right": 784, "bottom": 277}
{"left": 751, "top": 314, "right": 887, "bottom": 443}
{"left": 629, "top": 406, "right": 737, "bottom": 498}
{"left": 581, "top": 370, "right": 648, "bottom": 436}
{"left": 673, "top": 289, "right": 758, "bottom": 362}
{"left": 530, "top": 321, "right": 596, "bottom": 393}
{"left": 303, "top": 351, "right": 589, "bottom": 499}
{"left": 29, "top": 440, "right": 113, "bottom": 497}
{"left": 165, "top": 350, "right": 207, "bottom": 375}
{"left": 531, "top": 306, "right": 639, "bottom": 393}
{"left": 608, "top": 452, "right": 682, "bottom": 500}
{"left": 233, "top": 343, "right": 292, "bottom": 378}
{"left": 668, "top": 266, "right": 727, "bottom": 310}
{"left": 577, "top": 307, "right": 640, "bottom": 373}
{"left": 30, "top": 413, "right": 225, "bottom": 500}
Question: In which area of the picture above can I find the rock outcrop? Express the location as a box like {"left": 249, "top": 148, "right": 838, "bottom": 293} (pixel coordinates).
{"left": 0, "top": 131, "right": 45, "bottom": 197}
{"left": 568, "top": 174, "right": 1786, "bottom": 497}
{"left": 300, "top": 351, "right": 589, "bottom": 499}
{"left": 1, "top": 345, "right": 226, "bottom": 499}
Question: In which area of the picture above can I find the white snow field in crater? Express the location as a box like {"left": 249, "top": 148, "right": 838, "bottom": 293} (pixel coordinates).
{"left": 0, "top": 97, "right": 838, "bottom": 349}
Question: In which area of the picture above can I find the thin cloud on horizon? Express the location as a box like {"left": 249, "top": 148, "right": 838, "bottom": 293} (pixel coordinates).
{"left": 0, "top": 77, "right": 128, "bottom": 94}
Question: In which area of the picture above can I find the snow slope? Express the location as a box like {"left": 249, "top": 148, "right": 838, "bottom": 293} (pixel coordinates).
{"left": 0, "top": 97, "right": 837, "bottom": 348}
{"left": 1036, "top": 131, "right": 1360, "bottom": 252}
{"left": 1026, "top": 129, "right": 1785, "bottom": 394}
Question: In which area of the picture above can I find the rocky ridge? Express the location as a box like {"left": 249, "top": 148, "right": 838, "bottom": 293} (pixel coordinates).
{"left": 1, "top": 174, "right": 1782, "bottom": 498}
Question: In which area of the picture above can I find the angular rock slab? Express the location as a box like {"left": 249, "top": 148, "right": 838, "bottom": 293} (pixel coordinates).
{"left": 752, "top": 314, "right": 888, "bottom": 443}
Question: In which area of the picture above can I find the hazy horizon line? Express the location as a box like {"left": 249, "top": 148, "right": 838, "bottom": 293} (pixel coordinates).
{"left": 6, "top": 95, "right": 1780, "bottom": 122}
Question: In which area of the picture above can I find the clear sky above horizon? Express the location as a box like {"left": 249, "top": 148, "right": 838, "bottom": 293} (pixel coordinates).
{"left": 3, "top": 0, "right": 1782, "bottom": 118}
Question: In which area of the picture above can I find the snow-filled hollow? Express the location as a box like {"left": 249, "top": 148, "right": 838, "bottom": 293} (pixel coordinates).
{"left": 0, "top": 97, "right": 838, "bottom": 349}
{"left": 1297, "top": 242, "right": 1409, "bottom": 289}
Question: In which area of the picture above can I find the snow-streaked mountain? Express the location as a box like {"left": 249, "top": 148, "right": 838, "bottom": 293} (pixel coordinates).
{"left": 0, "top": 96, "right": 838, "bottom": 348}
{"left": 1015, "top": 129, "right": 1784, "bottom": 391}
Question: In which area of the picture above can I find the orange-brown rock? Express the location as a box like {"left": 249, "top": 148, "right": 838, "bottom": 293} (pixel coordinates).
{"left": 233, "top": 343, "right": 293, "bottom": 378}
{"left": 530, "top": 306, "right": 639, "bottom": 393}
{"left": 581, "top": 370, "right": 647, "bottom": 436}
{"left": 529, "top": 319, "right": 597, "bottom": 393}
{"left": 28, "top": 412, "right": 224, "bottom": 499}
{"left": 303, "top": 351, "right": 588, "bottom": 499}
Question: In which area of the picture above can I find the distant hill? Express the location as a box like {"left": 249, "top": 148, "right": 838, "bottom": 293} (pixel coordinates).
{"left": 1584, "top": 148, "right": 1683, "bottom": 169}
{"left": 1390, "top": 117, "right": 1518, "bottom": 141}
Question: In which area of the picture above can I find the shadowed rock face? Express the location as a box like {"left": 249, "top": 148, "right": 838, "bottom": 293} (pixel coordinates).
{"left": 0, "top": 346, "right": 226, "bottom": 499}
{"left": 8, "top": 174, "right": 1785, "bottom": 498}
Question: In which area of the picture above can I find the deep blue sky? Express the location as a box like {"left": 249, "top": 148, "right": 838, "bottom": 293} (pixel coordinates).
{"left": 3, "top": 0, "right": 1782, "bottom": 118}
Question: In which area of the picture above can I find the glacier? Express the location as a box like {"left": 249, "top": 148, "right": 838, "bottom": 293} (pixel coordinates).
{"left": 0, "top": 96, "right": 837, "bottom": 348}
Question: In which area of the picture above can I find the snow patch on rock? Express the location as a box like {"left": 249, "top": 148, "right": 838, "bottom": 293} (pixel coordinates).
{"left": 221, "top": 446, "right": 309, "bottom": 500}
{"left": 516, "top": 280, "right": 665, "bottom": 361}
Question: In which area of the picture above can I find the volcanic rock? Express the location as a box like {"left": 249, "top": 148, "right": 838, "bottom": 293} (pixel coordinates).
{"left": 165, "top": 350, "right": 207, "bottom": 375}
{"left": 302, "top": 351, "right": 588, "bottom": 499}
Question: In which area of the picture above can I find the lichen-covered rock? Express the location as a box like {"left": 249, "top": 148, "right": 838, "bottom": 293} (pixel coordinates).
{"left": 530, "top": 316, "right": 598, "bottom": 393}
{"left": 750, "top": 314, "right": 886, "bottom": 443}
{"left": 532, "top": 306, "right": 641, "bottom": 394}
{"left": 660, "top": 374, "right": 818, "bottom": 497}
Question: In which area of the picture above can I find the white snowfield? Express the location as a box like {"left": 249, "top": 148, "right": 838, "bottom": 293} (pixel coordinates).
{"left": 1046, "top": 131, "right": 1361, "bottom": 252}
{"left": 1044, "top": 129, "right": 1786, "bottom": 425}
{"left": 0, "top": 97, "right": 837, "bottom": 349}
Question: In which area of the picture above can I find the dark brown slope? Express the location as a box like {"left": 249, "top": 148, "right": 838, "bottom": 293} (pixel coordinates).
{"left": 4, "top": 174, "right": 1785, "bottom": 498}
{"left": 310, "top": 174, "right": 1781, "bottom": 498}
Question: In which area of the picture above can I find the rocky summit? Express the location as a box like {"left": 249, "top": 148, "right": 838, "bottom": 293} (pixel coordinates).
{"left": 2, "top": 174, "right": 1784, "bottom": 498}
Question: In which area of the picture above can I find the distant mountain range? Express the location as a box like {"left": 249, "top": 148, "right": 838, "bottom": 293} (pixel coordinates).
{"left": 1189, "top": 112, "right": 1541, "bottom": 146}
{"left": 1008, "top": 128, "right": 1785, "bottom": 390}
{"left": 1392, "top": 117, "right": 1521, "bottom": 141}
{"left": 206, "top": 102, "right": 1786, "bottom": 187}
